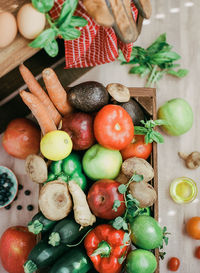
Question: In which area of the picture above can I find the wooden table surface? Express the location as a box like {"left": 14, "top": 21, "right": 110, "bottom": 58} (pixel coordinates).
{"left": 0, "top": 0, "right": 200, "bottom": 272}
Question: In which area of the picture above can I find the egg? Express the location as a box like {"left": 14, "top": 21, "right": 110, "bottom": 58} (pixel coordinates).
{"left": 0, "top": 12, "right": 17, "bottom": 48}
{"left": 17, "top": 3, "right": 46, "bottom": 40}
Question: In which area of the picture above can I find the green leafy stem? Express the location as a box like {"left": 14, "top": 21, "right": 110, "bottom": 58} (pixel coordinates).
{"left": 134, "top": 119, "right": 167, "bottom": 144}
{"left": 118, "top": 33, "right": 188, "bottom": 87}
{"left": 30, "top": 0, "right": 88, "bottom": 57}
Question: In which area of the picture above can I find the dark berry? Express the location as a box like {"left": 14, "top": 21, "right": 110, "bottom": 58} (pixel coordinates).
{"left": 24, "top": 190, "right": 31, "bottom": 196}
{"left": 17, "top": 205, "right": 22, "bottom": 210}
{"left": 18, "top": 184, "right": 23, "bottom": 190}
{"left": 0, "top": 194, "right": 3, "bottom": 201}
{"left": 6, "top": 192, "right": 11, "bottom": 197}
{"left": 0, "top": 179, "right": 4, "bottom": 185}
{"left": 5, "top": 204, "right": 11, "bottom": 210}
{"left": 1, "top": 173, "right": 8, "bottom": 179}
{"left": 0, "top": 201, "right": 4, "bottom": 206}
{"left": 6, "top": 178, "right": 11, "bottom": 183}
{"left": 3, "top": 197, "right": 8, "bottom": 202}
{"left": 27, "top": 205, "right": 34, "bottom": 211}
{"left": 9, "top": 182, "right": 14, "bottom": 187}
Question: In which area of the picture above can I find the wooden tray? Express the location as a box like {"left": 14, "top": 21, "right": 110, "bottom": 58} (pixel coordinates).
{"left": 37, "top": 87, "right": 159, "bottom": 273}
{"left": 129, "top": 87, "right": 159, "bottom": 273}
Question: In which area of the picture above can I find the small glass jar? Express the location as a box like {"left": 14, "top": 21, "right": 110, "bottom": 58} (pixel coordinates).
{"left": 170, "top": 177, "right": 198, "bottom": 204}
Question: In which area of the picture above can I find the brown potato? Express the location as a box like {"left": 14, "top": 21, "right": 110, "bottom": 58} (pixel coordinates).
{"left": 122, "top": 157, "right": 154, "bottom": 183}
{"left": 129, "top": 181, "right": 157, "bottom": 208}
{"left": 116, "top": 172, "right": 129, "bottom": 184}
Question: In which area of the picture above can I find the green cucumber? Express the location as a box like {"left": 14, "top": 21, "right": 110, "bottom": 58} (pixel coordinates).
{"left": 24, "top": 240, "right": 68, "bottom": 273}
{"left": 28, "top": 211, "right": 57, "bottom": 235}
{"left": 48, "top": 218, "right": 88, "bottom": 247}
{"left": 50, "top": 247, "right": 92, "bottom": 273}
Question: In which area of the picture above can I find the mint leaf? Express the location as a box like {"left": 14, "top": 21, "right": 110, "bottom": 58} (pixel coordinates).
{"left": 112, "top": 217, "right": 124, "bottom": 230}
{"left": 29, "top": 29, "right": 56, "bottom": 48}
{"left": 70, "top": 16, "right": 88, "bottom": 27}
{"left": 112, "top": 200, "right": 121, "bottom": 212}
{"left": 167, "top": 69, "right": 189, "bottom": 78}
{"left": 44, "top": 39, "right": 58, "bottom": 57}
{"left": 134, "top": 126, "right": 148, "bottom": 135}
{"left": 118, "top": 256, "right": 125, "bottom": 264}
{"left": 32, "top": 0, "right": 54, "bottom": 13}
{"left": 150, "top": 131, "right": 164, "bottom": 144}
{"left": 131, "top": 174, "right": 144, "bottom": 182}
{"left": 118, "top": 184, "right": 127, "bottom": 194}
{"left": 122, "top": 221, "right": 128, "bottom": 231}
{"left": 123, "top": 232, "right": 130, "bottom": 244}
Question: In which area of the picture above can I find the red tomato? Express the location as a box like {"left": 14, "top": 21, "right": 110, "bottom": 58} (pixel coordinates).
{"left": 168, "top": 257, "right": 180, "bottom": 271}
{"left": 0, "top": 226, "right": 36, "bottom": 273}
{"left": 87, "top": 179, "right": 126, "bottom": 220}
{"left": 94, "top": 105, "right": 134, "bottom": 150}
{"left": 186, "top": 217, "right": 200, "bottom": 239}
{"left": 120, "top": 135, "right": 152, "bottom": 160}
{"left": 195, "top": 246, "right": 200, "bottom": 259}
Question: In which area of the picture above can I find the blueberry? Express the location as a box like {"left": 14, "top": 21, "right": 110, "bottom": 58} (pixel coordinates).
{"left": 0, "top": 201, "right": 4, "bottom": 206}
{"left": 9, "top": 182, "right": 14, "bottom": 187}
{"left": 6, "top": 192, "right": 11, "bottom": 197}
{"left": 27, "top": 205, "right": 34, "bottom": 211}
{"left": 1, "top": 173, "right": 8, "bottom": 179}
{"left": 24, "top": 190, "right": 31, "bottom": 196}
{"left": 5, "top": 204, "right": 11, "bottom": 210}
{"left": 0, "top": 179, "right": 4, "bottom": 185}
{"left": 17, "top": 205, "right": 22, "bottom": 210}
{"left": 18, "top": 184, "right": 23, "bottom": 190}
{"left": 3, "top": 197, "right": 8, "bottom": 202}
{"left": 0, "top": 194, "right": 3, "bottom": 201}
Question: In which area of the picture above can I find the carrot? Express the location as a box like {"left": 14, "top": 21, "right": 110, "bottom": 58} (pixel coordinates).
{"left": 19, "top": 64, "right": 61, "bottom": 126}
{"left": 42, "top": 68, "right": 73, "bottom": 115}
{"left": 20, "top": 90, "right": 57, "bottom": 135}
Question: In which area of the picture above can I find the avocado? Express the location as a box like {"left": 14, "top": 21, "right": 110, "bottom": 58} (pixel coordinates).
{"left": 68, "top": 81, "right": 109, "bottom": 112}
{"left": 120, "top": 99, "right": 145, "bottom": 126}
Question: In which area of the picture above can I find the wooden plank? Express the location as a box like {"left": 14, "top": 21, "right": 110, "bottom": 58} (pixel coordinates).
{"left": 0, "top": 0, "right": 39, "bottom": 78}
{"left": 130, "top": 87, "right": 159, "bottom": 272}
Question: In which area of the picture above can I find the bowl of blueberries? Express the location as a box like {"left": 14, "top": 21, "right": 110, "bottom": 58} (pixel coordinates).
{"left": 0, "top": 166, "right": 18, "bottom": 208}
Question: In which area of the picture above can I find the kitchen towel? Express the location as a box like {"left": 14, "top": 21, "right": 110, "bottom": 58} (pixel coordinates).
{"left": 50, "top": 0, "right": 138, "bottom": 68}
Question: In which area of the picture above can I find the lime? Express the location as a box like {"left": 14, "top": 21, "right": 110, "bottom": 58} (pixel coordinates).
{"left": 40, "top": 130, "right": 72, "bottom": 161}
{"left": 170, "top": 177, "right": 198, "bottom": 204}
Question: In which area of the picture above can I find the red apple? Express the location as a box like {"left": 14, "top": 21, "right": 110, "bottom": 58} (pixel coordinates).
{"left": 0, "top": 226, "right": 36, "bottom": 273}
{"left": 87, "top": 179, "right": 126, "bottom": 220}
{"left": 62, "top": 112, "right": 95, "bottom": 150}
{"left": 2, "top": 118, "right": 41, "bottom": 159}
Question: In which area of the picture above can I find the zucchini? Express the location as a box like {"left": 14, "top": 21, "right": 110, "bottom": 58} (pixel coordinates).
{"left": 48, "top": 218, "right": 88, "bottom": 247}
{"left": 50, "top": 247, "right": 92, "bottom": 273}
{"left": 24, "top": 240, "right": 68, "bottom": 273}
{"left": 28, "top": 211, "right": 57, "bottom": 235}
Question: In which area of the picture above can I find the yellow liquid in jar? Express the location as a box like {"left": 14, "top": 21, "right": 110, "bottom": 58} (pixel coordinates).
{"left": 175, "top": 181, "right": 192, "bottom": 199}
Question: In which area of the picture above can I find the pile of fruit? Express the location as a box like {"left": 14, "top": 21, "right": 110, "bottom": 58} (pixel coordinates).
{"left": 0, "top": 64, "right": 171, "bottom": 273}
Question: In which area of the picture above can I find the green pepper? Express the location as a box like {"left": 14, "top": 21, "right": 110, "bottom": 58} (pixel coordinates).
{"left": 47, "top": 152, "right": 87, "bottom": 191}
{"left": 49, "top": 247, "right": 92, "bottom": 273}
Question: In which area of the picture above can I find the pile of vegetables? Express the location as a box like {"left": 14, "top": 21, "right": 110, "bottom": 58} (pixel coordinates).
{"left": 1, "top": 64, "right": 171, "bottom": 273}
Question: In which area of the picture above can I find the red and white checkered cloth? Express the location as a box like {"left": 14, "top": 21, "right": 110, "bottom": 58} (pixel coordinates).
{"left": 50, "top": 0, "right": 138, "bottom": 69}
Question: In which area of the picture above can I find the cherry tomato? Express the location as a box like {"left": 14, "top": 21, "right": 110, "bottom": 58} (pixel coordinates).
{"left": 195, "top": 246, "right": 200, "bottom": 259}
{"left": 186, "top": 217, "right": 200, "bottom": 239}
{"left": 168, "top": 257, "right": 180, "bottom": 271}
{"left": 94, "top": 105, "right": 134, "bottom": 150}
{"left": 120, "top": 135, "right": 152, "bottom": 160}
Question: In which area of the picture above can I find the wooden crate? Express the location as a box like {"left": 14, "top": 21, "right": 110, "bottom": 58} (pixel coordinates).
{"left": 129, "top": 87, "right": 159, "bottom": 273}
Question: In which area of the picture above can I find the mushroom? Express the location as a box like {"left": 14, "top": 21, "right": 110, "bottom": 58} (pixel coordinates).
{"left": 106, "top": 83, "right": 130, "bottom": 103}
{"left": 178, "top": 151, "right": 200, "bottom": 169}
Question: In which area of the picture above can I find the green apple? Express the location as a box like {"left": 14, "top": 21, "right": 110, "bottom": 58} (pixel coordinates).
{"left": 82, "top": 144, "right": 122, "bottom": 180}
{"left": 158, "top": 98, "right": 193, "bottom": 136}
{"left": 126, "top": 249, "right": 157, "bottom": 273}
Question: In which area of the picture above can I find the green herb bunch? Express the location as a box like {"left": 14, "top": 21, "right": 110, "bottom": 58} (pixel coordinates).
{"left": 134, "top": 119, "right": 167, "bottom": 144}
{"left": 30, "top": 0, "right": 88, "bottom": 57}
{"left": 118, "top": 33, "right": 188, "bottom": 87}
